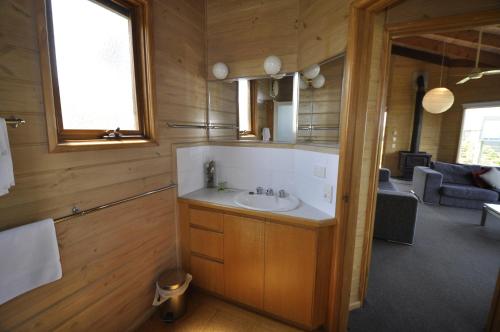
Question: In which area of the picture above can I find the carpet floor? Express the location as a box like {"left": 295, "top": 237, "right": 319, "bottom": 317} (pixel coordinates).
{"left": 348, "top": 179, "right": 500, "bottom": 332}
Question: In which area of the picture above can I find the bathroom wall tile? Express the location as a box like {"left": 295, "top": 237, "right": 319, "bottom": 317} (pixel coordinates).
{"left": 271, "top": 170, "right": 295, "bottom": 193}
{"left": 177, "top": 146, "right": 207, "bottom": 195}
{"left": 295, "top": 174, "right": 336, "bottom": 216}
{"left": 177, "top": 145, "right": 338, "bottom": 216}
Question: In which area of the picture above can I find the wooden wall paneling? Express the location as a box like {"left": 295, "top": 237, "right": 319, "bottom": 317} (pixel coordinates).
{"left": 0, "top": 190, "right": 176, "bottom": 332}
{"left": 297, "top": 0, "right": 351, "bottom": 70}
{"left": 0, "top": 0, "right": 207, "bottom": 330}
{"left": 206, "top": 0, "right": 300, "bottom": 79}
{"left": 381, "top": 55, "right": 446, "bottom": 175}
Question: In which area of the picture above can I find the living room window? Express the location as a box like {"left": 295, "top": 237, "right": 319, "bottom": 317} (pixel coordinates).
{"left": 457, "top": 102, "right": 500, "bottom": 166}
{"left": 39, "top": 0, "right": 155, "bottom": 151}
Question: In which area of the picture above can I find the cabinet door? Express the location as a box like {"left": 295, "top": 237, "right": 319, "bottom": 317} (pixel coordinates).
{"left": 190, "top": 255, "right": 224, "bottom": 295}
{"left": 264, "top": 222, "right": 317, "bottom": 326}
{"left": 224, "top": 214, "right": 265, "bottom": 309}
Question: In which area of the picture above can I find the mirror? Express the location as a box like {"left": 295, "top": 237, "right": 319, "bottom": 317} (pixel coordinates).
{"left": 207, "top": 55, "right": 345, "bottom": 146}
{"left": 297, "top": 55, "right": 344, "bottom": 146}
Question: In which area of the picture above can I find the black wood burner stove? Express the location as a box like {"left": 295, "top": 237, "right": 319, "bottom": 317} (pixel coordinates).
{"left": 398, "top": 75, "right": 432, "bottom": 180}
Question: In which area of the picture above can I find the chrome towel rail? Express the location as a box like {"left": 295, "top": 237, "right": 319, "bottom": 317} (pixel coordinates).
{"left": 5, "top": 118, "right": 26, "bottom": 128}
{"left": 167, "top": 122, "right": 238, "bottom": 130}
{"left": 54, "top": 183, "right": 177, "bottom": 224}
{"left": 298, "top": 125, "right": 339, "bottom": 131}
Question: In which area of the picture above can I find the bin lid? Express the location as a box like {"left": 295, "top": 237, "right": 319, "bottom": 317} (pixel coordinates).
{"left": 158, "top": 269, "right": 186, "bottom": 290}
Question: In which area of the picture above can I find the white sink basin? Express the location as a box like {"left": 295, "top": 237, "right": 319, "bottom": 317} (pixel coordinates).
{"left": 234, "top": 191, "right": 300, "bottom": 212}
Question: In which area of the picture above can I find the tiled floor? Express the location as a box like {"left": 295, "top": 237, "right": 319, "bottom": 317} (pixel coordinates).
{"left": 137, "top": 291, "right": 303, "bottom": 332}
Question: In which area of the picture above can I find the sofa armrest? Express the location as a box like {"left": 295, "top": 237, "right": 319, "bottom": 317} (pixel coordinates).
{"left": 379, "top": 168, "right": 391, "bottom": 182}
{"left": 374, "top": 190, "right": 419, "bottom": 244}
{"left": 412, "top": 166, "right": 443, "bottom": 204}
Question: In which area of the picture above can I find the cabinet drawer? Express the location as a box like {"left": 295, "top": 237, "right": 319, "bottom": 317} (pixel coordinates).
{"left": 190, "top": 227, "right": 224, "bottom": 260}
{"left": 190, "top": 208, "right": 224, "bottom": 232}
{"left": 190, "top": 255, "right": 224, "bottom": 295}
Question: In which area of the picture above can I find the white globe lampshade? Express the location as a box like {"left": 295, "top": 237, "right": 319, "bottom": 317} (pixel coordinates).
{"left": 303, "top": 64, "right": 320, "bottom": 79}
{"left": 212, "top": 62, "right": 229, "bottom": 80}
{"left": 264, "top": 55, "right": 282, "bottom": 75}
{"left": 422, "top": 87, "right": 454, "bottom": 114}
{"left": 299, "top": 77, "right": 308, "bottom": 90}
{"left": 311, "top": 74, "right": 325, "bottom": 89}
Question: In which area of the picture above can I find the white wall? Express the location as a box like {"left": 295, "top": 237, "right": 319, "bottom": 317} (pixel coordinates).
{"left": 176, "top": 145, "right": 339, "bottom": 216}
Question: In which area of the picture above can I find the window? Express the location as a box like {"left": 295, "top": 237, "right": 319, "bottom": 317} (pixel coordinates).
{"left": 238, "top": 79, "right": 258, "bottom": 137}
{"left": 457, "top": 103, "right": 500, "bottom": 166}
{"left": 238, "top": 79, "right": 252, "bottom": 134}
{"left": 39, "top": 0, "right": 155, "bottom": 151}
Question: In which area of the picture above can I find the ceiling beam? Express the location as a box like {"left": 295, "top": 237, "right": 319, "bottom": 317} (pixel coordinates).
{"left": 423, "top": 30, "right": 500, "bottom": 55}
{"left": 391, "top": 45, "right": 477, "bottom": 68}
{"left": 393, "top": 36, "right": 500, "bottom": 68}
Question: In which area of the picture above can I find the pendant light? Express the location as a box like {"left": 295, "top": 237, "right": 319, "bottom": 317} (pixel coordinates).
{"left": 422, "top": 41, "right": 454, "bottom": 114}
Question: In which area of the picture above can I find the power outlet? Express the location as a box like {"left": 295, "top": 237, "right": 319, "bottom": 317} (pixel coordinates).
{"left": 323, "top": 184, "right": 333, "bottom": 203}
{"left": 314, "top": 165, "right": 327, "bottom": 178}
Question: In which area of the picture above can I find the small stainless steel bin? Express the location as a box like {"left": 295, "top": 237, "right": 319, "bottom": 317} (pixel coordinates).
{"left": 157, "top": 269, "right": 189, "bottom": 322}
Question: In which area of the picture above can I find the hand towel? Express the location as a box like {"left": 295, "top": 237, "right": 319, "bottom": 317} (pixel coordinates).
{"left": 0, "top": 118, "right": 15, "bottom": 196}
{"left": 0, "top": 219, "right": 62, "bottom": 305}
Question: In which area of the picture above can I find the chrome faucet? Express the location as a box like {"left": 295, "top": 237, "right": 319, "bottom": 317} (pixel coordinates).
{"left": 278, "top": 189, "right": 286, "bottom": 198}
{"left": 256, "top": 187, "right": 264, "bottom": 195}
{"left": 265, "top": 188, "right": 274, "bottom": 196}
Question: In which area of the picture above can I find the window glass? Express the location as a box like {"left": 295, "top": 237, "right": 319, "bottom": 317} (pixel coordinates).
{"left": 238, "top": 79, "right": 251, "bottom": 132}
{"left": 457, "top": 105, "right": 500, "bottom": 166}
{"left": 51, "top": 0, "right": 138, "bottom": 130}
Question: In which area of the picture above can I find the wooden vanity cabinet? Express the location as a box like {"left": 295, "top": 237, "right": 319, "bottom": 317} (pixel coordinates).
{"left": 264, "top": 222, "right": 318, "bottom": 326}
{"left": 179, "top": 202, "right": 334, "bottom": 330}
{"left": 224, "top": 214, "right": 265, "bottom": 309}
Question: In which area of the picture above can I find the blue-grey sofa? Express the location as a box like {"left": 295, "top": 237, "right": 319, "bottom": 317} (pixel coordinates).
{"left": 374, "top": 168, "right": 419, "bottom": 245}
{"left": 413, "top": 161, "right": 500, "bottom": 210}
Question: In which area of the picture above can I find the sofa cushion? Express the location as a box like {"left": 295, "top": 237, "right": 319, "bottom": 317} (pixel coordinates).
{"left": 479, "top": 167, "right": 500, "bottom": 189}
{"left": 472, "top": 167, "right": 492, "bottom": 188}
{"left": 379, "top": 180, "right": 396, "bottom": 191}
{"left": 431, "top": 161, "right": 481, "bottom": 185}
{"left": 440, "top": 184, "right": 499, "bottom": 201}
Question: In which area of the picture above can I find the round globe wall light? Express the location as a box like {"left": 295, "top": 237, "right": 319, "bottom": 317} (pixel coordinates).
{"left": 303, "top": 64, "right": 320, "bottom": 80}
{"left": 422, "top": 87, "right": 455, "bottom": 114}
{"left": 311, "top": 74, "right": 326, "bottom": 89}
{"left": 212, "top": 62, "right": 229, "bottom": 80}
{"left": 263, "top": 56, "right": 282, "bottom": 75}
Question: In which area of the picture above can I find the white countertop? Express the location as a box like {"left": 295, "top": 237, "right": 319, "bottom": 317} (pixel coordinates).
{"left": 180, "top": 188, "right": 334, "bottom": 223}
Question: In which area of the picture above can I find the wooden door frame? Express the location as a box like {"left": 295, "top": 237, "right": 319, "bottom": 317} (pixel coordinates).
{"left": 326, "top": 1, "right": 500, "bottom": 331}
{"left": 326, "top": 1, "right": 398, "bottom": 331}
{"left": 354, "top": 6, "right": 500, "bottom": 328}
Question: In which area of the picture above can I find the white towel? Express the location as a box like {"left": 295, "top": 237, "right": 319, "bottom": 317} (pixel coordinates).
{"left": 0, "top": 118, "right": 15, "bottom": 196}
{"left": 0, "top": 219, "right": 62, "bottom": 305}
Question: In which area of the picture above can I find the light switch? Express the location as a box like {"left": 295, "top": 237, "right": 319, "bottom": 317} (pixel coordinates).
{"left": 323, "top": 184, "right": 333, "bottom": 203}
{"left": 314, "top": 165, "right": 327, "bottom": 178}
